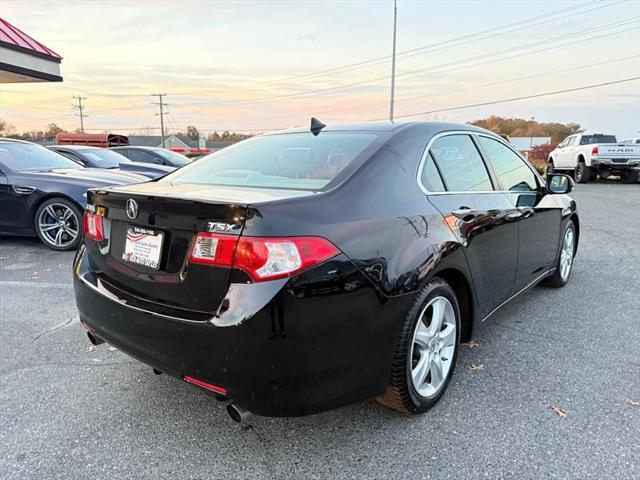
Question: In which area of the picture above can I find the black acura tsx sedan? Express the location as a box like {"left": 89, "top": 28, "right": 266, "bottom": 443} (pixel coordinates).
{"left": 73, "top": 121, "right": 578, "bottom": 420}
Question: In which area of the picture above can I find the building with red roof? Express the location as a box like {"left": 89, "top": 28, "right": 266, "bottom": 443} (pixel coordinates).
{"left": 0, "top": 18, "right": 62, "bottom": 83}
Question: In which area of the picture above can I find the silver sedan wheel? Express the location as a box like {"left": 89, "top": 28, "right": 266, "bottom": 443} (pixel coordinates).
{"left": 410, "top": 296, "right": 456, "bottom": 399}
{"left": 37, "top": 203, "right": 79, "bottom": 248}
{"left": 559, "top": 227, "right": 574, "bottom": 281}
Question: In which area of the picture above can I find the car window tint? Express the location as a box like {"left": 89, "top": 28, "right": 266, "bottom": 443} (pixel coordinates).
{"left": 161, "top": 132, "right": 379, "bottom": 191}
{"left": 479, "top": 137, "right": 538, "bottom": 192}
{"left": 429, "top": 135, "right": 493, "bottom": 192}
{"left": 128, "top": 150, "right": 160, "bottom": 164}
{"left": 420, "top": 152, "right": 446, "bottom": 192}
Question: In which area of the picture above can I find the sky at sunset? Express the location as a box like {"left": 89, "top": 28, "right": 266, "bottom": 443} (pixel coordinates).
{"left": 1, "top": 0, "right": 639, "bottom": 137}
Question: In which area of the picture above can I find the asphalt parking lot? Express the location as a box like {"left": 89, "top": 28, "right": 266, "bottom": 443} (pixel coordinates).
{"left": 1, "top": 183, "right": 638, "bottom": 480}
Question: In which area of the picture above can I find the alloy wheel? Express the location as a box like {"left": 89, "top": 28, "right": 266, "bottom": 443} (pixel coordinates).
{"left": 410, "top": 296, "right": 456, "bottom": 399}
{"left": 559, "top": 227, "right": 574, "bottom": 281}
{"left": 37, "top": 203, "right": 80, "bottom": 248}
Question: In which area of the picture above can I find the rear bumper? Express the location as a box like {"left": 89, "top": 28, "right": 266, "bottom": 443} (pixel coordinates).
{"left": 73, "top": 246, "right": 408, "bottom": 417}
{"left": 592, "top": 158, "right": 640, "bottom": 169}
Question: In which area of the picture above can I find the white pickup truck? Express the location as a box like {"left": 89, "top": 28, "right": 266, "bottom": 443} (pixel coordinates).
{"left": 547, "top": 133, "right": 640, "bottom": 184}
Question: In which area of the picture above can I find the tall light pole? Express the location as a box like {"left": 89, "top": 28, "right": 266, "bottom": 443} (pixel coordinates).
{"left": 389, "top": 0, "right": 397, "bottom": 122}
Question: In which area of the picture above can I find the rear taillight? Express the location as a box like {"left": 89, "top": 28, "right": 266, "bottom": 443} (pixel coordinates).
{"left": 592, "top": 146, "right": 599, "bottom": 155}
{"left": 189, "top": 233, "right": 340, "bottom": 282}
{"left": 83, "top": 211, "right": 104, "bottom": 241}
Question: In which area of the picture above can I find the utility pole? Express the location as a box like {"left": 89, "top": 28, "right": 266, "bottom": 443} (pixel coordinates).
{"left": 151, "top": 93, "right": 168, "bottom": 147}
{"left": 389, "top": 0, "right": 397, "bottom": 122}
{"left": 72, "top": 96, "right": 87, "bottom": 133}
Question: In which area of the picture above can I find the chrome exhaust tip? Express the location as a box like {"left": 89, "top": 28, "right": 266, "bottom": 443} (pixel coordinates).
{"left": 87, "top": 331, "right": 105, "bottom": 346}
{"left": 227, "top": 403, "right": 253, "bottom": 423}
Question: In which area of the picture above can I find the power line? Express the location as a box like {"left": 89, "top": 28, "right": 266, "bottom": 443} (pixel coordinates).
{"left": 169, "top": 17, "right": 639, "bottom": 108}
{"left": 151, "top": 93, "right": 168, "bottom": 147}
{"left": 207, "top": 1, "right": 616, "bottom": 90}
{"left": 72, "top": 96, "right": 87, "bottom": 133}
{"left": 375, "top": 77, "right": 640, "bottom": 121}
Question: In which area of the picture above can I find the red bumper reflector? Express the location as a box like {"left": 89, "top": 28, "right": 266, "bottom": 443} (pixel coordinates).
{"left": 183, "top": 375, "right": 227, "bottom": 395}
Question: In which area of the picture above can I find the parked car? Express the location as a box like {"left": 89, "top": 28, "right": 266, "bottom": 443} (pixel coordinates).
{"left": 620, "top": 137, "right": 640, "bottom": 144}
{"left": 110, "top": 146, "right": 191, "bottom": 168}
{"left": 74, "top": 121, "right": 578, "bottom": 421}
{"left": 0, "top": 138, "right": 147, "bottom": 251}
{"left": 547, "top": 133, "right": 640, "bottom": 183}
{"left": 48, "top": 145, "right": 174, "bottom": 179}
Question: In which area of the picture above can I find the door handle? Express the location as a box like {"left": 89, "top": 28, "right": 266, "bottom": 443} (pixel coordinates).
{"left": 452, "top": 207, "right": 478, "bottom": 221}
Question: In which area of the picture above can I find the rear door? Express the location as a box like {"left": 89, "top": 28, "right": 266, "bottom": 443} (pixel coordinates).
{"left": 421, "top": 132, "right": 519, "bottom": 318}
{"left": 477, "top": 135, "right": 561, "bottom": 291}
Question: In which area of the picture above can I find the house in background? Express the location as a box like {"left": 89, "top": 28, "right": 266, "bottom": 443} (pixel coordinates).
{"left": 509, "top": 136, "right": 551, "bottom": 157}
{"left": 128, "top": 134, "right": 235, "bottom": 155}
{"left": 0, "top": 18, "right": 62, "bottom": 83}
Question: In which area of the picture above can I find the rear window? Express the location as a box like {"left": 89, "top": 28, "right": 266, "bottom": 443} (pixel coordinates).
{"left": 160, "top": 132, "right": 378, "bottom": 190}
{"left": 580, "top": 135, "right": 617, "bottom": 145}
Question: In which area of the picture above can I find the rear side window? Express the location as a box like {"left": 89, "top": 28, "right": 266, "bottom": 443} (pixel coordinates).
{"left": 419, "top": 153, "right": 446, "bottom": 192}
{"left": 128, "top": 149, "right": 160, "bottom": 164}
{"left": 161, "top": 132, "right": 378, "bottom": 190}
{"left": 429, "top": 135, "right": 493, "bottom": 192}
{"left": 479, "top": 137, "right": 538, "bottom": 192}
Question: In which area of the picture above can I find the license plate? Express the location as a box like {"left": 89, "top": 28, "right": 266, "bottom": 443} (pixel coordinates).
{"left": 122, "top": 226, "right": 163, "bottom": 269}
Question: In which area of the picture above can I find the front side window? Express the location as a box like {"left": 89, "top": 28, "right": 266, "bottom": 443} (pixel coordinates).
{"left": 429, "top": 135, "right": 493, "bottom": 192}
{"left": 566, "top": 136, "right": 577, "bottom": 147}
{"left": 0, "top": 143, "right": 82, "bottom": 172}
{"left": 479, "top": 137, "right": 538, "bottom": 192}
{"left": 161, "top": 132, "right": 379, "bottom": 190}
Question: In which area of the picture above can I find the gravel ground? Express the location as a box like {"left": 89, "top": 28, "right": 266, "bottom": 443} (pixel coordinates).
{"left": 1, "top": 183, "right": 638, "bottom": 480}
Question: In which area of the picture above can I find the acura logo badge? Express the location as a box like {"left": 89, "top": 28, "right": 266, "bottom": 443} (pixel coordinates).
{"left": 126, "top": 199, "right": 139, "bottom": 220}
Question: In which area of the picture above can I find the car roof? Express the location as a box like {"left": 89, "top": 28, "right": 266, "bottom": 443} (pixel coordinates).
{"left": 261, "top": 121, "right": 488, "bottom": 136}
{"left": 48, "top": 145, "right": 100, "bottom": 151}
{"left": 112, "top": 146, "right": 158, "bottom": 150}
{"left": 0, "top": 137, "right": 33, "bottom": 144}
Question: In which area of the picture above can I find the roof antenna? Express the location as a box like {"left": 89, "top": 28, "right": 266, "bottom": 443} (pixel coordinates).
{"left": 310, "top": 117, "right": 326, "bottom": 136}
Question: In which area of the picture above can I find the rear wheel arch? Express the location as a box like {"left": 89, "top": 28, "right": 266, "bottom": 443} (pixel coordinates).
{"left": 577, "top": 154, "right": 586, "bottom": 164}
{"left": 430, "top": 268, "right": 474, "bottom": 342}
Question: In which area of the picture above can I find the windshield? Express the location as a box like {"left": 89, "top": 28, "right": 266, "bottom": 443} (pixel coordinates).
{"left": 79, "top": 148, "right": 128, "bottom": 168}
{"left": 580, "top": 135, "right": 617, "bottom": 145}
{"left": 0, "top": 143, "right": 82, "bottom": 172}
{"left": 159, "top": 132, "right": 378, "bottom": 190}
{"left": 153, "top": 149, "right": 191, "bottom": 166}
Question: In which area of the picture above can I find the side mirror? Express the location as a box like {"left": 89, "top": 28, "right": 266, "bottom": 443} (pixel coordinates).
{"left": 547, "top": 174, "right": 574, "bottom": 194}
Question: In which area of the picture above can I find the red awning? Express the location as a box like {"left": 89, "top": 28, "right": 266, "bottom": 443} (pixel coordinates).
{"left": 0, "top": 18, "right": 62, "bottom": 61}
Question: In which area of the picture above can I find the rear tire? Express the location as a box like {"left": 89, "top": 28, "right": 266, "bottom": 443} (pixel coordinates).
{"left": 34, "top": 197, "right": 83, "bottom": 251}
{"left": 543, "top": 220, "right": 576, "bottom": 288}
{"left": 376, "top": 278, "right": 461, "bottom": 414}
{"left": 574, "top": 161, "right": 591, "bottom": 184}
{"left": 622, "top": 170, "right": 639, "bottom": 184}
